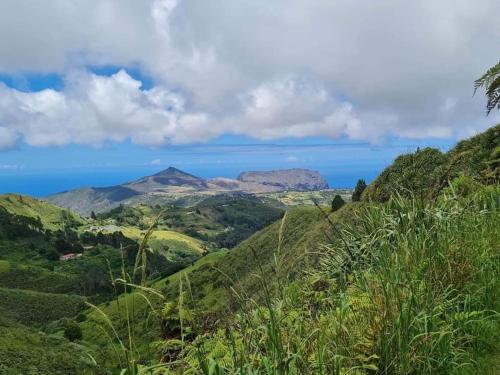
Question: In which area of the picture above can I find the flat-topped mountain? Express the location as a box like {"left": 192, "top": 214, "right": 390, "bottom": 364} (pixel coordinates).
{"left": 47, "top": 167, "right": 330, "bottom": 215}
{"left": 237, "top": 168, "right": 329, "bottom": 191}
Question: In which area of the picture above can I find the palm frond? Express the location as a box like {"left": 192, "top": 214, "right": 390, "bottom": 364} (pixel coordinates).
{"left": 474, "top": 60, "right": 500, "bottom": 115}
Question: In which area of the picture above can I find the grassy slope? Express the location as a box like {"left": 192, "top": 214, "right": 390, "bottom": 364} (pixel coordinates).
{"left": 160, "top": 205, "right": 337, "bottom": 314}
{"left": 0, "top": 324, "right": 93, "bottom": 375}
{"left": 0, "top": 261, "right": 78, "bottom": 293}
{"left": 174, "top": 186, "right": 500, "bottom": 374}
{"left": 0, "top": 287, "right": 86, "bottom": 326}
{"left": 80, "top": 250, "right": 228, "bottom": 370}
{"left": 0, "top": 194, "right": 84, "bottom": 231}
{"left": 120, "top": 226, "right": 204, "bottom": 254}
{"left": 79, "top": 205, "right": 339, "bottom": 371}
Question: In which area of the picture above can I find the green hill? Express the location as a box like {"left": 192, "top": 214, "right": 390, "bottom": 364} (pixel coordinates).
{"left": 162, "top": 204, "right": 346, "bottom": 313}
{"left": 0, "top": 194, "right": 84, "bottom": 231}
{"left": 363, "top": 124, "right": 500, "bottom": 201}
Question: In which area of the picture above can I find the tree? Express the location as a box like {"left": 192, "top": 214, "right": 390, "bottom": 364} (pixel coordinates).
{"left": 331, "top": 195, "right": 345, "bottom": 211}
{"left": 474, "top": 61, "right": 500, "bottom": 115}
{"left": 63, "top": 320, "right": 82, "bottom": 341}
{"left": 352, "top": 179, "right": 367, "bottom": 202}
{"left": 90, "top": 211, "right": 97, "bottom": 220}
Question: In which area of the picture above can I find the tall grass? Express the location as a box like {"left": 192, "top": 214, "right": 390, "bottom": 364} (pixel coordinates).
{"left": 87, "top": 214, "right": 169, "bottom": 374}
{"left": 169, "top": 186, "right": 499, "bottom": 374}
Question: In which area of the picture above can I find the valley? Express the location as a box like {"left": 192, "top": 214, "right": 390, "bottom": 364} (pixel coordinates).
{"left": 0, "top": 125, "right": 498, "bottom": 374}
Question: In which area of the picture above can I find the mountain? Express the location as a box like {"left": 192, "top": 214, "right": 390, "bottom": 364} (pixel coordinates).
{"left": 125, "top": 167, "right": 208, "bottom": 192}
{"left": 47, "top": 167, "right": 330, "bottom": 215}
{"left": 237, "top": 168, "right": 329, "bottom": 191}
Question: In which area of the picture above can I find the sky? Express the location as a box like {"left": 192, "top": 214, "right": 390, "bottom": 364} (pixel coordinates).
{"left": 0, "top": 0, "right": 499, "bottom": 196}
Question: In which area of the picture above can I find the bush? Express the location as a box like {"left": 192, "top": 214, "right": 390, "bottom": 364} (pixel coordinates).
{"left": 63, "top": 320, "right": 82, "bottom": 342}
{"left": 331, "top": 194, "right": 345, "bottom": 211}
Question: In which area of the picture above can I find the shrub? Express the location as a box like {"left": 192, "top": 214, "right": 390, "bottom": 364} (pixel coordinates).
{"left": 64, "top": 320, "right": 82, "bottom": 342}
{"left": 331, "top": 194, "right": 345, "bottom": 211}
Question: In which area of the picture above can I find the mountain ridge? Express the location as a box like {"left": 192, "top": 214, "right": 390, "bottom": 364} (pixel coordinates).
{"left": 46, "top": 167, "right": 331, "bottom": 215}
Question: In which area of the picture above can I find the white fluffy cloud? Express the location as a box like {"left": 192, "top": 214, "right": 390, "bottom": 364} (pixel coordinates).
{"left": 0, "top": 0, "right": 499, "bottom": 150}
{"left": 0, "top": 70, "right": 212, "bottom": 148}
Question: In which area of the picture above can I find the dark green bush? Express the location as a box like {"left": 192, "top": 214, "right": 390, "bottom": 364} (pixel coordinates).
{"left": 63, "top": 319, "right": 82, "bottom": 342}
{"left": 331, "top": 194, "right": 345, "bottom": 211}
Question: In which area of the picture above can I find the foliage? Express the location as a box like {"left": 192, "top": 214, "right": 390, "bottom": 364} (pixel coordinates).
{"left": 363, "top": 124, "right": 500, "bottom": 202}
{"left": 0, "top": 325, "right": 94, "bottom": 375}
{"left": 64, "top": 319, "right": 83, "bottom": 341}
{"left": 170, "top": 187, "right": 500, "bottom": 374}
{"left": 352, "top": 178, "right": 367, "bottom": 201}
{"left": 474, "top": 60, "right": 500, "bottom": 115}
{"left": 331, "top": 194, "right": 345, "bottom": 211}
{"left": 0, "top": 194, "right": 83, "bottom": 231}
{"left": 99, "top": 195, "right": 285, "bottom": 250}
{"left": 362, "top": 147, "right": 447, "bottom": 202}
{"left": 0, "top": 287, "right": 86, "bottom": 327}
{"left": 0, "top": 206, "right": 44, "bottom": 240}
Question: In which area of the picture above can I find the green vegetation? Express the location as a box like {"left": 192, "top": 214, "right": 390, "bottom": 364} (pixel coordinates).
{"left": 363, "top": 125, "right": 500, "bottom": 202}
{"left": 330, "top": 194, "right": 345, "bottom": 211}
{"left": 0, "top": 194, "right": 83, "bottom": 231}
{"left": 352, "top": 178, "right": 367, "bottom": 201}
{"left": 0, "top": 125, "right": 498, "bottom": 374}
{"left": 98, "top": 194, "right": 284, "bottom": 249}
{"left": 0, "top": 325, "right": 94, "bottom": 375}
{"left": 0, "top": 287, "right": 85, "bottom": 326}
{"left": 474, "top": 60, "right": 500, "bottom": 115}
{"left": 171, "top": 187, "right": 499, "bottom": 374}
{"left": 63, "top": 319, "right": 83, "bottom": 342}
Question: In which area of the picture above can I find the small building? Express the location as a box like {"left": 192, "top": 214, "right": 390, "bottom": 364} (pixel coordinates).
{"left": 59, "top": 253, "right": 82, "bottom": 261}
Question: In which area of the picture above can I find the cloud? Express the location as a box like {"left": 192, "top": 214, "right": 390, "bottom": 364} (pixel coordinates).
{"left": 150, "top": 158, "right": 162, "bottom": 165}
{"left": 0, "top": 0, "right": 499, "bottom": 149}
{"left": 0, "top": 127, "right": 18, "bottom": 150}
{"left": 0, "top": 70, "right": 210, "bottom": 148}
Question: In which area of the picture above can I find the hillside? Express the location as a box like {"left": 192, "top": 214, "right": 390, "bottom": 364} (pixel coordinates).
{"left": 363, "top": 124, "right": 500, "bottom": 201}
{"left": 0, "top": 194, "right": 83, "bottom": 231}
{"left": 98, "top": 194, "right": 285, "bottom": 249}
{"left": 78, "top": 205, "right": 336, "bottom": 369}
{"left": 75, "top": 124, "right": 500, "bottom": 374}
{"left": 1, "top": 125, "right": 498, "bottom": 374}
